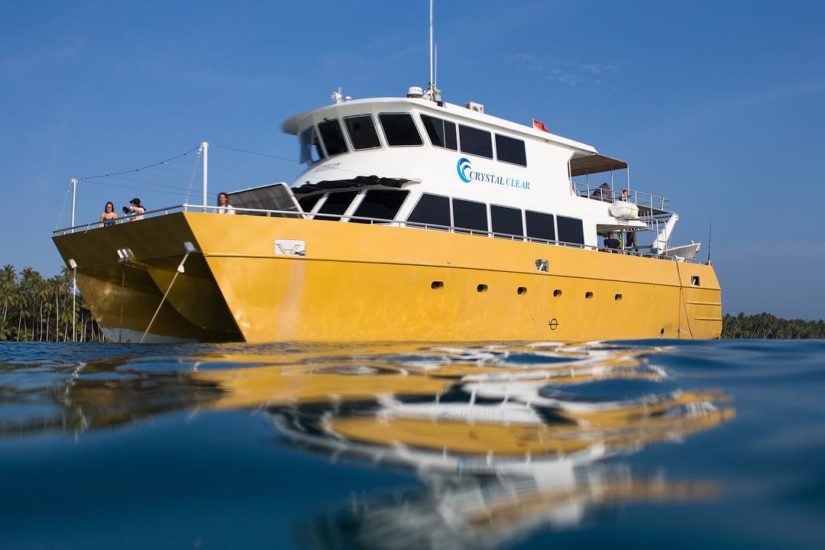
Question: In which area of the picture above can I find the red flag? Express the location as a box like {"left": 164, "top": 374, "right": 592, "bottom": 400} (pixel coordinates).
{"left": 532, "top": 118, "right": 549, "bottom": 132}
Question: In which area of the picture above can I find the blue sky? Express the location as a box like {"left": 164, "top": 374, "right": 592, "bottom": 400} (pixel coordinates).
{"left": 1, "top": 0, "right": 823, "bottom": 319}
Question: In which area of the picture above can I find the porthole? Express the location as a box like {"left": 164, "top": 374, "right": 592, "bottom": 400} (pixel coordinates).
{"left": 517, "top": 287, "right": 527, "bottom": 295}
{"left": 615, "top": 293, "right": 623, "bottom": 301}
{"left": 477, "top": 284, "right": 488, "bottom": 293}
{"left": 585, "top": 291, "right": 593, "bottom": 299}
{"left": 431, "top": 281, "right": 444, "bottom": 289}
{"left": 660, "top": 328, "right": 665, "bottom": 336}
{"left": 553, "top": 289, "right": 562, "bottom": 297}
{"left": 691, "top": 276, "right": 700, "bottom": 287}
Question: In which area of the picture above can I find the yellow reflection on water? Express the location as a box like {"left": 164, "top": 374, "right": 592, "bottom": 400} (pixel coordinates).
{"left": 190, "top": 344, "right": 734, "bottom": 460}
{"left": 189, "top": 343, "right": 734, "bottom": 545}
{"left": 23, "top": 342, "right": 732, "bottom": 545}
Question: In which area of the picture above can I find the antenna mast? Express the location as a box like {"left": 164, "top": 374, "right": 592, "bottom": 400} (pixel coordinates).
{"left": 429, "top": 0, "right": 434, "bottom": 88}
{"left": 706, "top": 222, "right": 713, "bottom": 264}
{"left": 424, "top": 0, "right": 441, "bottom": 101}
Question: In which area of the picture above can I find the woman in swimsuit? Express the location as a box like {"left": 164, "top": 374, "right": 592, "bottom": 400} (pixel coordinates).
{"left": 100, "top": 201, "right": 118, "bottom": 227}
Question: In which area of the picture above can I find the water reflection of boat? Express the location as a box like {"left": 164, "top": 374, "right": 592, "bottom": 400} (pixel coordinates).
{"left": 189, "top": 344, "right": 733, "bottom": 547}
{"left": 295, "top": 463, "right": 717, "bottom": 549}
{"left": 3, "top": 343, "right": 733, "bottom": 547}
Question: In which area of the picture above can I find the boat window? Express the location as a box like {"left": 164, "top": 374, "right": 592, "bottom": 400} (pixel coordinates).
{"left": 490, "top": 205, "right": 523, "bottom": 237}
{"left": 557, "top": 215, "right": 585, "bottom": 245}
{"left": 420, "top": 114, "right": 457, "bottom": 150}
{"left": 407, "top": 193, "right": 450, "bottom": 229}
{"left": 459, "top": 125, "right": 493, "bottom": 159}
{"left": 318, "top": 119, "right": 349, "bottom": 156}
{"left": 299, "top": 126, "right": 325, "bottom": 164}
{"left": 315, "top": 191, "right": 359, "bottom": 221}
{"left": 379, "top": 113, "right": 423, "bottom": 146}
{"left": 344, "top": 115, "right": 381, "bottom": 150}
{"left": 453, "top": 198, "right": 488, "bottom": 233}
{"left": 350, "top": 189, "right": 410, "bottom": 223}
{"left": 525, "top": 210, "right": 556, "bottom": 241}
{"left": 495, "top": 134, "right": 527, "bottom": 166}
{"left": 298, "top": 194, "right": 323, "bottom": 214}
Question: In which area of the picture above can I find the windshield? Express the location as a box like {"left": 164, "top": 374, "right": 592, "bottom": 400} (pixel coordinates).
{"left": 299, "top": 126, "right": 325, "bottom": 164}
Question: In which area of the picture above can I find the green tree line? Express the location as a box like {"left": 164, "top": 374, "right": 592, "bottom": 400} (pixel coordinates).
{"left": 722, "top": 312, "right": 825, "bottom": 339}
{"left": 0, "top": 264, "right": 102, "bottom": 342}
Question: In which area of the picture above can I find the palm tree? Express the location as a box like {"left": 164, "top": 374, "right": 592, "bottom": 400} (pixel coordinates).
{"left": 16, "top": 267, "right": 45, "bottom": 341}
{"left": 0, "top": 264, "right": 16, "bottom": 340}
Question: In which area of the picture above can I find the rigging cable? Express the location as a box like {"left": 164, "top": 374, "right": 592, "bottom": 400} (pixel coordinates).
{"left": 77, "top": 146, "right": 199, "bottom": 182}
{"left": 211, "top": 143, "right": 296, "bottom": 163}
{"left": 54, "top": 182, "right": 72, "bottom": 229}
{"left": 65, "top": 146, "right": 201, "bottom": 221}
{"left": 104, "top": 173, "right": 190, "bottom": 191}
{"left": 81, "top": 181, "right": 188, "bottom": 198}
{"left": 183, "top": 147, "right": 202, "bottom": 205}
{"left": 212, "top": 143, "right": 398, "bottom": 181}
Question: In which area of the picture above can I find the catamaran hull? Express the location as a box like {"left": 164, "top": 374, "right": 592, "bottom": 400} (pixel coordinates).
{"left": 53, "top": 213, "right": 722, "bottom": 343}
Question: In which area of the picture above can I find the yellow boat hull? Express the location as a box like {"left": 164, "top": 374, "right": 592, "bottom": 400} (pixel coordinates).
{"left": 52, "top": 212, "right": 722, "bottom": 342}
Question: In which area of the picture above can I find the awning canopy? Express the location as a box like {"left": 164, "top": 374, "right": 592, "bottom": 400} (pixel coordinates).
{"left": 569, "top": 154, "right": 628, "bottom": 177}
{"left": 292, "top": 175, "right": 417, "bottom": 195}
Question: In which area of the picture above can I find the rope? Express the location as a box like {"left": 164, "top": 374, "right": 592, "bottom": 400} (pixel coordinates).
{"left": 676, "top": 262, "right": 694, "bottom": 339}
{"left": 139, "top": 251, "right": 191, "bottom": 343}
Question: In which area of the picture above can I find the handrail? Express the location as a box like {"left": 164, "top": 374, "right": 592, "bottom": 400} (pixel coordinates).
{"left": 573, "top": 181, "right": 669, "bottom": 212}
{"left": 182, "top": 203, "right": 305, "bottom": 217}
{"left": 53, "top": 203, "right": 704, "bottom": 264}
{"left": 53, "top": 204, "right": 187, "bottom": 235}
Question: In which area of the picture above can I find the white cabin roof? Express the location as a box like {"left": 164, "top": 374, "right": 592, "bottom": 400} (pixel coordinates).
{"left": 281, "top": 97, "right": 598, "bottom": 156}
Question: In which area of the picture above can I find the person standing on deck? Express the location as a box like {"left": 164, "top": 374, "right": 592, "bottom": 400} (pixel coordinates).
{"left": 123, "top": 198, "right": 145, "bottom": 221}
{"left": 217, "top": 192, "right": 235, "bottom": 215}
{"left": 100, "top": 201, "right": 118, "bottom": 227}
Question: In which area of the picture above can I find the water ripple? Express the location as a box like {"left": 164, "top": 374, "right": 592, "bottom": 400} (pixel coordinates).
{"left": 0, "top": 340, "right": 822, "bottom": 548}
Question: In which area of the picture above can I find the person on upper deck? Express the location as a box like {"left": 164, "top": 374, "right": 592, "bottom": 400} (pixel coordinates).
{"left": 591, "top": 182, "right": 612, "bottom": 202}
{"left": 604, "top": 232, "right": 620, "bottom": 251}
{"left": 620, "top": 188, "right": 629, "bottom": 202}
{"left": 123, "top": 197, "right": 145, "bottom": 221}
{"left": 100, "top": 201, "right": 118, "bottom": 227}
{"left": 217, "top": 191, "right": 235, "bottom": 215}
{"left": 623, "top": 229, "right": 636, "bottom": 249}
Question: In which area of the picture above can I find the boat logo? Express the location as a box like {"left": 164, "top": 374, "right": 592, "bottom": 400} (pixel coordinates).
{"left": 457, "top": 157, "right": 472, "bottom": 183}
{"left": 454, "top": 157, "right": 531, "bottom": 190}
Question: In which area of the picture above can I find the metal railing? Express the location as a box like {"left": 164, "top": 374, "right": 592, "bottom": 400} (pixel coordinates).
{"left": 53, "top": 204, "right": 192, "bottom": 236}
{"left": 573, "top": 181, "right": 669, "bottom": 212}
{"left": 53, "top": 203, "right": 702, "bottom": 263}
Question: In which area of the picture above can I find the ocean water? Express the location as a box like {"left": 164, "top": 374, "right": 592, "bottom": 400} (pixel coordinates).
{"left": 0, "top": 340, "right": 824, "bottom": 549}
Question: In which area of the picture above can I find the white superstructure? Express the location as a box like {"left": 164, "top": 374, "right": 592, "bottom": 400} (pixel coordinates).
{"left": 278, "top": 92, "right": 673, "bottom": 253}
